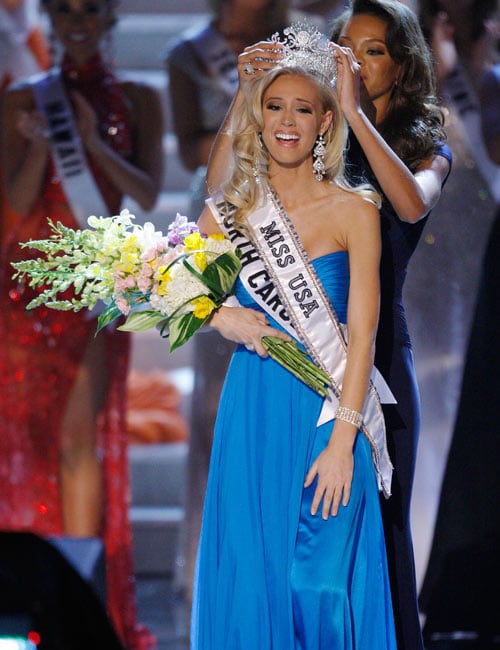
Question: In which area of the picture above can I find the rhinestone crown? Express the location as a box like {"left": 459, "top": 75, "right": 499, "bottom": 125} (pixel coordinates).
{"left": 270, "top": 22, "right": 337, "bottom": 87}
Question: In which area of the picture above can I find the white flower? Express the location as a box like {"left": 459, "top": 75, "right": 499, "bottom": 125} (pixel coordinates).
{"left": 150, "top": 264, "right": 209, "bottom": 316}
{"left": 133, "top": 221, "right": 165, "bottom": 252}
{"left": 204, "top": 236, "right": 235, "bottom": 257}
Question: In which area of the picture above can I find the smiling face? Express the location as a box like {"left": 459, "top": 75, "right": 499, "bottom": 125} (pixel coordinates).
{"left": 46, "top": 0, "right": 114, "bottom": 65}
{"left": 260, "top": 73, "right": 332, "bottom": 176}
{"left": 337, "top": 13, "right": 400, "bottom": 122}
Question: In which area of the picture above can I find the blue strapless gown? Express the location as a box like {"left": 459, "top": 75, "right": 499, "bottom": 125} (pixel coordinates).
{"left": 191, "top": 252, "right": 396, "bottom": 649}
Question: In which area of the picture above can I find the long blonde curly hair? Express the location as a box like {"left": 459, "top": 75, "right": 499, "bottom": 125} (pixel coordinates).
{"left": 222, "top": 67, "right": 380, "bottom": 229}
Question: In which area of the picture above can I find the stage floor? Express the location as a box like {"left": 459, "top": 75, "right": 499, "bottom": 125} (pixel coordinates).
{"left": 135, "top": 570, "right": 499, "bottom": 650}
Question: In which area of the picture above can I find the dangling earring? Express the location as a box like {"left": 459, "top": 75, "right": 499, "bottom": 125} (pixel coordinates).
{"left": 252, "top": 158, "right": 261, "bottom": 181}
{"left": 313, "top": 133, "right": 326, "bottom": 182}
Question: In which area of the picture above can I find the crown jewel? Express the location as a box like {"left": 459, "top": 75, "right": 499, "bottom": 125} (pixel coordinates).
{"left": 270, "top": 22, "right": 337, "bottom": 87}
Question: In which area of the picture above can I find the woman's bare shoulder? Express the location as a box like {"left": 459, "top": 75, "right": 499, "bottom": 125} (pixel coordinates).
{"left": 325, "top": 183, "right": 379, "bottom": 220}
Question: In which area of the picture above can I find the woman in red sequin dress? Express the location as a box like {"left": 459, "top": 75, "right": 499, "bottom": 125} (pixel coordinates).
{"left": 0, "top": 1, "right": 164, "bottom": 648}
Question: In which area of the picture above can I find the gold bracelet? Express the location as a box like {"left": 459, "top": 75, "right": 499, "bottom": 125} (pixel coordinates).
{"left": 335, "top": 406, "right": 363, "bottom": 429}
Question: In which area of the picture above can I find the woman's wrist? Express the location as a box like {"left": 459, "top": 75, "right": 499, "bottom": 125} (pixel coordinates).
{"left": 335, "top": 405, "right": 363, "bottom": 429}
{"left": 207, "top": 305, "right": 227, "bottom": 330}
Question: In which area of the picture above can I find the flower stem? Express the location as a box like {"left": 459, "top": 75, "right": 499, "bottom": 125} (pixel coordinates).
{"left": 261, "top": 336, "right": 332, "bottom": 397}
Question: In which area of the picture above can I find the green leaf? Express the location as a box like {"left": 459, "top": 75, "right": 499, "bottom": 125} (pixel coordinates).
{"left": 202, "top": 251, "right": 242, "bottom": 298}
{"left": 168, "top": 313, "right": 207, "bottom": 352}
{"left": 117, "top": 309, "right": 166, "bottom": 332}
{"left": 96, "top": 303, "right": 123, "bottom": 333}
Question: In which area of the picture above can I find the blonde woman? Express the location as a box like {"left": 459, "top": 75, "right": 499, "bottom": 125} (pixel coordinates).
{"left": 190, "top": 28, "right": 397, "bottom": 647}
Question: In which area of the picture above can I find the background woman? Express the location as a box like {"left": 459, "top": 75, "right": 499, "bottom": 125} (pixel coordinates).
{"left": 0, "top": 1, "right": 163, "bottom": 648}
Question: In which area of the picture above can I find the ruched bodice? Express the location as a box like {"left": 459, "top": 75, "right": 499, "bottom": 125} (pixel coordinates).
{"left": 311, "top": 251, "right": 349, "bottom": 323}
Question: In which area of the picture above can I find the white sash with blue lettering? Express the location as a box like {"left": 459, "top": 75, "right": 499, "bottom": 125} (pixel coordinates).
{"left": 32, "top": 68, "right": 108, "bottom": 227}
{"left": 208, "top": 190, "right": 395, "bottom": 497}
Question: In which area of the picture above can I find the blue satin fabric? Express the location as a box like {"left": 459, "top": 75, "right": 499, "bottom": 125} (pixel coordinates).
{"left": 191, "top": 252, "right": 396, "bottom": 649}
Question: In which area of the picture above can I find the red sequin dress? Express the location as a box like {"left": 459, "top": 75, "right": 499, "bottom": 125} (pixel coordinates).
{"left": 0, "top": 54, "right": 156, "bottom": 650}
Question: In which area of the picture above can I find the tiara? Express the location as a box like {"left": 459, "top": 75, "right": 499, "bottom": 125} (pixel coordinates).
{"left": 270, "top": 22, "right": 337, "bottom": 87}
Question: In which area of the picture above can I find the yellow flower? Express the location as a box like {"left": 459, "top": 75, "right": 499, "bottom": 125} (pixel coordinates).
{"left": 123, "top": 234, "right": 138, "bottom": 250}
{"left": 186, "top": 233, "right": 224, "bottom": 272}
{"left": 156, "top": 265, "right": 172, "bottom": 296}
{"left": 183, "top": 232, "right": 205, "bottom": 252}
{"left": 192, "top": 295, "right": 216, "bottom": 319}
{"left": 113, "top": 234, "right": 141, "bottom": 273}
{"left": 117, "top": 251, "right": 139, "bottom": 274}
{"left": 194, "top": 251, "right": 207, "bottom": 272}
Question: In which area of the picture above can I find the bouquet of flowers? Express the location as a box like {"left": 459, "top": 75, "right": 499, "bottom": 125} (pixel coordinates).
{"left": 11, "top": 210, "right": 332, "bottom": 396}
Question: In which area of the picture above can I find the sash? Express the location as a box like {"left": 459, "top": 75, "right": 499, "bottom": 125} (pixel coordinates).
{"left": 31, "top": 68, "right": 109, "bottom": 227}
{"left": 188, "top": 24, "right": 239, "bottom": 98}
{"left": 207, "top": 191, "right": 395, "bottom": 497}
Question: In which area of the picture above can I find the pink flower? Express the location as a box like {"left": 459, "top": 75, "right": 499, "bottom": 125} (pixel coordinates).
{"left": 152, "top": 248, "right": 180, "bottom": 272}
{"left": 141, "top": 239, "right": 170, "bottom": 263}
{"left": 113, "top": 277, "right": 130, "bottom": 294}
{"left": 116, "top": 296, "right": 131, "bottom": 315}
{"left": 141, "top": 248, "right": 157, "bottom": 263}
{"left": 138, "top": 265, "right": 153, "bottom": 293}
{"left": 113, "top": 274, "right": 137, "bottom": 293}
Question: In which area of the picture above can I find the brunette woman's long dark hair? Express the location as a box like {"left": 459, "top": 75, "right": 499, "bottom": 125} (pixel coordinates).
{"left": 331, "top": 0, "right": 446, "bottom": 171}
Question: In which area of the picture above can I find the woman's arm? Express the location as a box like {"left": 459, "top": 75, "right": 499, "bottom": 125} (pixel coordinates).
{"left": 305, "top": 198, "right": 381, "bottom": 519}
{"left": 340, "top": 200, "right": 381, "bottom": 418}
{"left": 78, "top": 82, "right": 164, "bottom": 212}
{"left": 2, "top": 85, "right": 50, "bottom": 216}
{"left": 205, "top": 87, "right": 244, "bottom": 194}
{"left": 333, "top": 44, "right": 450, "bottom": 223}
{"left": 206, "top": 41, "right": 283, "bottom": 194}
{"left": 166, "top": 62, "right": 215, "bottom": 171}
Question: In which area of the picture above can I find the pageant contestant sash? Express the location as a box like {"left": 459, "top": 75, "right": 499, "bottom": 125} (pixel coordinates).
{"left": 32, "top": 68, "right": 108, "bottom": 228}
{"left": 188, "top": 24, "right": 239, "bottom": 97}
{"left": 207, "top": 192, "right": 395, "bottom": 497}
